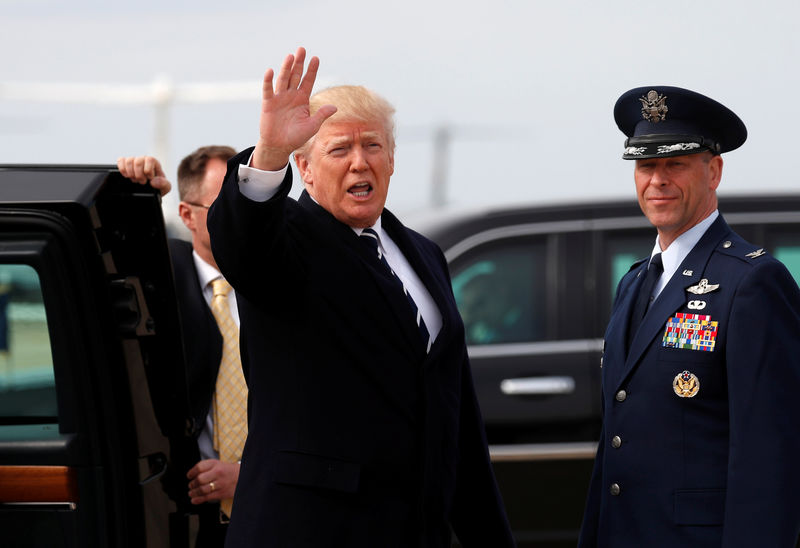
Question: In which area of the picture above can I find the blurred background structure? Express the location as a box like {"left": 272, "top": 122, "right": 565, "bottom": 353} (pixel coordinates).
{"left": 2, "top": 0, "right": 799, "bottom": 233}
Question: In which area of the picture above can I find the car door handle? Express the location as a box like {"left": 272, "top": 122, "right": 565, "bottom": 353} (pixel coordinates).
{"left": 500, "top": 376, "right": 576, "bottom": 396}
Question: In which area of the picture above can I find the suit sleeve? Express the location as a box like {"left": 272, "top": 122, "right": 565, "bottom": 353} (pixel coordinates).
{"left": 207, "top": 147, "right": 297, "bottom": 304}
{"left": 722, "top": 259, "right": 800, "bottom": 546}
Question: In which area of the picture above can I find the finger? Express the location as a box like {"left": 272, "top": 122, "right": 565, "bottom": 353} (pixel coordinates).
{"left": 298, "top": 55, "right": 320, "bottom": 97}
{"left": 309, "top": 104, "right": 338, "bottom": 130}
{"left": 143, "top": 156, "right": 164, "bottom": 179}
{"left": 274, "top": 52, "right": 296, "bottom": 92}
{"left": 132, "top": 156, "right": 149, "bottom": 182}
{"left": 288, "top": 46, "right": 307, "bottom": 90}
{"left": 150, "top": 176, "right": 172, "bottom": 196}
{"left": 116, "top": 157, "right": 128, "bottom": 176}
{"left": 262, "top": 69, "right": 275, "bottom": 101}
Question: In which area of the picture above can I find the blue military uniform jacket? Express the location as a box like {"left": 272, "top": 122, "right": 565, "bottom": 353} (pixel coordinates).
{"left": 579, "top": 215, "right": 800, "bottom": 547}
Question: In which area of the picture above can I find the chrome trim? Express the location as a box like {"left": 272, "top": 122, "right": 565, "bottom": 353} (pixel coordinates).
{"left": 723, "top": 211, "right": 800, "bottom": 224}
{"left": 0, "top": 502, "right": 77, "bottom": 510}
{"left": 443, "top": 210, "right": 800, "bottom": 263}
{"left": 490, "top": 441, "right": 598, "bottom": 462}
{"left": 468, "top": 338, "right": 604, "bottom": 359}
{"left": 444, "top": 216, "right": 649, "bottom": 261}
{"left": 500, "top": 376, "right": 575, "bottom": 396}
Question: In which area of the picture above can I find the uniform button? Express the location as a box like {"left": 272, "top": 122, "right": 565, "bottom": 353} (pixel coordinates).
{"left": 723, "top": 240, "right": 732, "bottom": 248}
{"left": 611, "top": 435, "right": 622, "bottom": 449}
{"left": 615, "top": 390, "right": 627, "bottom": 402}
{"left": 610, "top": 483, "right": 621, "bottom": 496}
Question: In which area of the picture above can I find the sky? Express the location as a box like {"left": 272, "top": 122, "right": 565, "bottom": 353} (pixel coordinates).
{"left": 2, "top": 0, "right": 799, "bottom": 233}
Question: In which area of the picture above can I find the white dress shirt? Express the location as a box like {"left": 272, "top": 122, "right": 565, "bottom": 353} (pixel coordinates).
{"left": 648, "top": 210, "right": 719, "bottom": 301}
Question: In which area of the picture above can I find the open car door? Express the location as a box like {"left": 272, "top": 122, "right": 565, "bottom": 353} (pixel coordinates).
{"left": 0, "top": 166, "right": 198, "bottom": 547}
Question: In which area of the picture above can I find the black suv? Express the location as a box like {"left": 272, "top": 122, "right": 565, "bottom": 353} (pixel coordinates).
{"left": 1, "top": 165, "right": 799, "bottom": 547}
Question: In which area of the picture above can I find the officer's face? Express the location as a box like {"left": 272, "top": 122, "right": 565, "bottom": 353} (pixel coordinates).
{"left": 295, "top": 120, "right": 394, "bottom": 229}
{"left": 634, "top": 152, "right": 722, "bottom": 249}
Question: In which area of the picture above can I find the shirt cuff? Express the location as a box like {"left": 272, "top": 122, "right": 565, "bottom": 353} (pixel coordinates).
{"left": 237, "top": 150, "right": 289, "bottom": 202}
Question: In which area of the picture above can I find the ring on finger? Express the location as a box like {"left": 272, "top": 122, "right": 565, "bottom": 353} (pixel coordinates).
{"left": 209, "top": 481, "right": 215, "bottom": 492}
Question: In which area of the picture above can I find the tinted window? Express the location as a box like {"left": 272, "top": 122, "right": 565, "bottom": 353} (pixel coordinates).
{"left": 772, "top": 236, "right": 800, "bottom": 286}
{"left": 604, "top": 234, "right": 653, "bottom": 303}
{"left": 451, "top": 240, "right": 546, "bottom": 345}
{"left": 0, "top": 264, "right": 57, "bottom": 422}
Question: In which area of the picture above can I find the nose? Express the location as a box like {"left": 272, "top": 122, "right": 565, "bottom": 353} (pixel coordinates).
{"left": 650, "top": 163, "right": 668, "bottom": 186}
{"left": 349, "top": 146, "right": 369, "bottom": 172}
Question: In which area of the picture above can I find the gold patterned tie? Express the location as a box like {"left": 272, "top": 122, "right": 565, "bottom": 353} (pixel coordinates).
{"left": 209, "top": 278, "right": 248, "bottom": 518}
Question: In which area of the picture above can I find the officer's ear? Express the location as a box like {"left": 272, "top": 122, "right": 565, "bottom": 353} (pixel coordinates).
{"left": 708, "top": 154, "right": 723, "bottom": 191}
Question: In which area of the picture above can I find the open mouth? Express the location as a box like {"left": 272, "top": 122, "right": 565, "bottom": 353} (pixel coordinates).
{"left": 348, "top": 182, "right": 372, "bottom": 198}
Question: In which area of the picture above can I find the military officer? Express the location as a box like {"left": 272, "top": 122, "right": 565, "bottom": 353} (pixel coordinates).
{"left": 578, "top": 86, "right": 800, "bottom": 547}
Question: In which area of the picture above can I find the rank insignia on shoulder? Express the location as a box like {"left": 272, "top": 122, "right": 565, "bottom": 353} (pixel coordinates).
{"left": 686, "top": 279, "right": 720, "bottom": 295}
{"left": 673, "top": 370, "right": 699, "bottom": 398}
{"left": 745, "top": 248, "right": 766, "bottom": 259}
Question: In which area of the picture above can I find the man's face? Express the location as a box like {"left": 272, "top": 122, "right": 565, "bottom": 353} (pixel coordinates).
{"left": 295, "top": 120, "right": 394, "bottom": 228}
{"left": 179, "top": 157, "right": 226, "bottom": 266}
{"left": 634, "top": 152, "right": 722, "bottom": 248}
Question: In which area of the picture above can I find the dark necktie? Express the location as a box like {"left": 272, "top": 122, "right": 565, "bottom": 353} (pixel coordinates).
{"left": 627, "top": 253, "right": 663, "bottom": 347}
{"left": 360, "top": 228, "right": 432, "bottom": 353}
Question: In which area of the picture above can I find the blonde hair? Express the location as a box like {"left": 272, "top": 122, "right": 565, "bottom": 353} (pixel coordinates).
{"left": 296, "top": 85, "right": 396, "bottom": 155}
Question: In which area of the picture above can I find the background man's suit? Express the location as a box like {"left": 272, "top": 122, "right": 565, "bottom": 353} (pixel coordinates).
{"left": 169, "top": 238, "right": 228, "bottom": 547}
{"left": 579, "top": 215, "right": 800, "bottom": 546}
{"left": 208, "top": 148, "right": 513, "bottom": 547}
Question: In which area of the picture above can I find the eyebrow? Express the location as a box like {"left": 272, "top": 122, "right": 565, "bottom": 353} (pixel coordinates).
{"left": 325, "top": 132, "right": 383, "bottom": 148}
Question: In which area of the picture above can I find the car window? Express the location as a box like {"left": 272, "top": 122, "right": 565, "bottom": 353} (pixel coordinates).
{"left": 451, "top": 240, "right": 546, "bottom": 345}
{"left": 605, "top": 234, "right": 653, "bottom": 299}
{"left": 0, "top": 263, "right": 57, "bottom": 422}
{"left": 772, "top": 238, "right": 800, "bottom": 286}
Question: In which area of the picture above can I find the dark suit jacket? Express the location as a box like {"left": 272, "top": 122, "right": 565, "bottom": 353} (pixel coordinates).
{"left": 169, "top": 238, "right": 223, "bottom": 437}
{"left": 579, "top": 215, "right": 800, "bottom": 547}
{"left": 207, "top": 148, "right": 514, "bottom": 548}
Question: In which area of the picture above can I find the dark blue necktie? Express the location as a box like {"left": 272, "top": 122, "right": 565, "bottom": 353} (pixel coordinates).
{"left": 360, "top": 228, "right": 431, "bottom": 353}
{"left": 627, "top": 253, "right": 663, "bottom": 347}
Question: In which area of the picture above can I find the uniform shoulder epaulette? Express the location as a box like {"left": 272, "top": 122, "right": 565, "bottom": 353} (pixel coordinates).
{"left": 628, "top": 257, "right": 648, "bottom": 272}
{"left": 717, "top": 237, "right": 769, "bottom": 262}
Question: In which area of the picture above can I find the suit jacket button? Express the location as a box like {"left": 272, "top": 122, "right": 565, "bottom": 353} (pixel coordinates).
{"left": 611, "top": 435, "right": 622, "bottom": 448}
{"left": 610, "top": 483, "right": 621, "bottom": 496}
{"left": 615, "top": 390, "right": 627, "bottom": 402}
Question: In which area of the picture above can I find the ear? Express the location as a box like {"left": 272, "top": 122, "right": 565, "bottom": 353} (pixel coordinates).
{"left": 388, "top": 149, "right": 395, "bottom": 176}
{"left": 294, "top": 153, "right": 313, "bottom": 185}
{"left": 709, "top": 154, "right": 723, "bottom": 191}
{"left": 178, "top": 202, "right": 195, "bottom": 231}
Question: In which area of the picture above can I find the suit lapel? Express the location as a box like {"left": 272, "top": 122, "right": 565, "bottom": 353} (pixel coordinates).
{"left": 381, "top": 210, "right": 456, "bottom": 362}
{"left": 297, "top": 193, "right": 427, "bottom": 353}
{"left": 615, "top": 216, "right": 732, "bottom": 389}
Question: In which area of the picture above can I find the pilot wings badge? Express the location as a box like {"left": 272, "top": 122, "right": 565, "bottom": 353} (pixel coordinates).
{"left": 686, "top": 278, "right": 720, "bottom": 295}
{"left": 640, "top": 90, "right": 668, "bottom": 123}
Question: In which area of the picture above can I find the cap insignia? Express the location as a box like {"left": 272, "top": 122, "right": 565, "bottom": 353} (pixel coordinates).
{"left": 657, "top": 142, "right": 701, "bottom": 155}
{"left": 639, "top": 90, "right": 668, "bottom": 123}
{"left": 624, "top": 146, "right": 647, "bottom": 156}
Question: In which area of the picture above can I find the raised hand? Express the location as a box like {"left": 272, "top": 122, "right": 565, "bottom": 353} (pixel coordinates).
{"left": 252, "top": 47, "right": 337, "bottom": 171}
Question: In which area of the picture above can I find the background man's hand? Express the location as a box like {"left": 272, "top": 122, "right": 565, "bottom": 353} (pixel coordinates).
{"left": 186, "top": 458, "right": 240, "bottom": 504}
{"left": 117, "top": 156, "right": 172, "bottom": 196}
{"left": 252, "top": 46, "right": 337, "bottom": 171}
